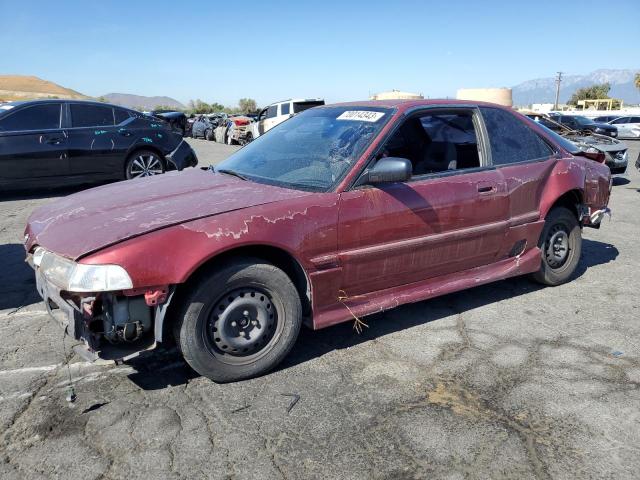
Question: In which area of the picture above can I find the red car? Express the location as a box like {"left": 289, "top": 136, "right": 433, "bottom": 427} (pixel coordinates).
{"left": 24, "top": 100, "right": 612, "bottom": 382}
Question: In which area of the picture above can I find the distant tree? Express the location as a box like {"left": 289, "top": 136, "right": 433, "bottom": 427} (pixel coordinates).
{"left": 567, "top": 83, "right": 611, "bottom": 105}
{"left": 238, "top": 98, "right": 257, "bottom": 113}
{"left": 635, "top": 73, "right": 640, "bottom": 92}
{"left": 96, "top": 96, "right": 107, "bottom": 102}
{"left": 153, "top": 104, "right": 182, "bottom": 112}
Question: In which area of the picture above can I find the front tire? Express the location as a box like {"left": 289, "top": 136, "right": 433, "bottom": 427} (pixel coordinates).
{"left": 125, "top": 150, "right": 165, "bottom": 179}
{"left": 175, "top": 260, "right": 302, "bottom": 382}
{"left": 531, "top": 207, "right": 582, "bottom": 286}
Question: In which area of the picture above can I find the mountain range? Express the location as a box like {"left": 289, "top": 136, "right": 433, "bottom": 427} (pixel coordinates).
{"left": 101, "top": 93, "right": 185, "bottom": 111}
{"left": 0, "top": 75, "right": 88, "bottom": 101}
{"left": 511, "top": 69, "right": 640, "bottom": 106}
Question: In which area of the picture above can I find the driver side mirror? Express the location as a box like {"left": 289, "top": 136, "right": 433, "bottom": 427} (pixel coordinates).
{"left": 359, "top": 157, "right": 412, "bottom": 186}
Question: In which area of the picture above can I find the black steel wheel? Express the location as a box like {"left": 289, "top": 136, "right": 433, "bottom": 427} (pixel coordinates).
{"left": 174, "top": 259, "right": 302, "bottom": 382}
{"left": 205, "top": 129, "right": 215, "bottom": 141}
{"left": 531, "top": 206, "right": 581, "bottom": 286}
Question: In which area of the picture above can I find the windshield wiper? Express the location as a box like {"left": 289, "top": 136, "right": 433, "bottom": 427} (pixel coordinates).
{"left": 216, "top": 168, "right": 248, "bottom": 181}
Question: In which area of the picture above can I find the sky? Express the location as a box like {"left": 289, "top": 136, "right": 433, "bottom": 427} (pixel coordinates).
{"left": 1, "top": 0, "right": 638, "bottom": 107}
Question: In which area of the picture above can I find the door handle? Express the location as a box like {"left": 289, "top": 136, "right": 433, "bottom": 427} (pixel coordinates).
{"left": 44, "top": 136, "right": 64, "bottom": 145}
{"left": 477, "top": 185, "right": 497, "bottom": 194}
{"left": 118, "top": 129, "right": 132, "bottom": 137}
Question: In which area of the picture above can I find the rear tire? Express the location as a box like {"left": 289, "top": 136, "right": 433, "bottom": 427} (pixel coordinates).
{"left": 125, "top": 150, "right": 165, "bottom": 179}
{"left": 174, "top": 259, "right": 302, "bottom": 382}
{"left": 531, "top": 207, "right": 581, "bottom": 286}
{"left": 205, "top": 129, "right": 214, "bottom": 141}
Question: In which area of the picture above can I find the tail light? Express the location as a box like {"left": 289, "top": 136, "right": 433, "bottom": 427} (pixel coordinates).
{"left": 579, "top": 148, "right": 606, "bottom": 164}
{"left": 233, "top": 119, "right": 249, "bottom": 126}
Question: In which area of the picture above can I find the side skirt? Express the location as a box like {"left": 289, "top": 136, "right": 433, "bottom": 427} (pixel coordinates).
{"left": 312, "top": 247, "right": 542, "bottom": 330}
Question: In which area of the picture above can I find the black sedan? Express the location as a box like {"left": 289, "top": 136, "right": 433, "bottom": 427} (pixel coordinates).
{"left": 549, "top": 114, "right": 618, "bottom": 138}
{"left": 0, "top": 100, "right": 198, "bottom": 189}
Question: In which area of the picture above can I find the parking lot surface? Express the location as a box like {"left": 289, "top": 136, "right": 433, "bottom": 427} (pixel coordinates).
{"left": 1, "top": 139, "right": 639, "bottom": 479}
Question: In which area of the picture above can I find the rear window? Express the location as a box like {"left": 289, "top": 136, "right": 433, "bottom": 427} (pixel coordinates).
{"left": 70, "top": 104, "right": 114, "bottom": 128}
{"left": 480, "top": 108, "right": 553, "bottom": 165}
{"left": 293, "top": 100, "right": 324, "bottom": 113}
{"left": 0, "top": 104, "right": 61, "bottom": 131}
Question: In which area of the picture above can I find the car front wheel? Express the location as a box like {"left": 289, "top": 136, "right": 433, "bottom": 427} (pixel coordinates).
{"left": 175, "top": 259, "right": 302, "bottom": 382}
{"left": 125, "top": 150, "right": 165, "bottom": 179}
{"left": 531, "top": 206, "right": 582, "bottom": 286}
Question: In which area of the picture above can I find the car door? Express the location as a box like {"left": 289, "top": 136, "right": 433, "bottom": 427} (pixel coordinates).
{"left": 263, "top": 104, "right": 280, "bottom": 133}
{"left": 478, "top": 107, "right": 558, "bottom": 257}
{"left": 254, "top": 107, "right": 268, "bottom": 137}
{"left": 0, "top": 102, "right": 68, "bottom": 182}
{"left": 610, "top": 117, "right": 630, "bottom": 136}
{"left": 66, "top": 103, "right": 120, "bottom": 177}
{"left": 337, "top": 108, "right": 509, "bottom": 296}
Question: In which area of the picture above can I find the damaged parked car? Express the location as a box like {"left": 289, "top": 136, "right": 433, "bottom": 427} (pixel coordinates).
{"left": 0, "top": 100, "right": 198, "bottom": 189}
{"left": 24, "top": 100, "right": 612, "bottom": 382}
{"left": 525, "top": 112, "right": 629, "bottom": 174}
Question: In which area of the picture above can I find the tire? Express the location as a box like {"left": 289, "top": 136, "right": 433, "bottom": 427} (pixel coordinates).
{"left": 242, "top": 132, "right": 253, "bottom": 145}
{"left": 174, "top": 259, "right": 302, "bottom": 382}
{"left": 125, "top": 150, "right": 165, "bottom": 179}
{"left": 205, "top": 129, "right": 214, "bottom": 141}
{"left": 531, "top": 207, "right": 582, "bottom": 286}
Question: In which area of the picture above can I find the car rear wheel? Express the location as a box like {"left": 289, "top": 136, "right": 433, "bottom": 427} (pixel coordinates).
{"left": 205, "top": 129, "right": 214, "bottom": 141}
{"left": 125, "top": 150, "right": 165, "bottom": 179}
{"left": 531, "top": 206, "right": 582, "bottom": 286}
{"left": 174, "top": 259, "right": 302, "bottom": 382}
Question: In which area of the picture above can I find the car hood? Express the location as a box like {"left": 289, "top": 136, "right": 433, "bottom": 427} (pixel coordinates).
{"left": 562, "top": 132, "right": 627, "bottom": 152}
{"left": 26, "top": 168, "right": 312, "bottom": 260}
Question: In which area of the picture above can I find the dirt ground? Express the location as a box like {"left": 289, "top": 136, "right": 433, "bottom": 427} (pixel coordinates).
{"left": 0, "top": 138, "right": 638, "bottom": 479}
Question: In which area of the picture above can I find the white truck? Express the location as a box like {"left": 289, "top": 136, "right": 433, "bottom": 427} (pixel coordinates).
{"left": 249, "top": 98, "right": 324, "bottom": 141}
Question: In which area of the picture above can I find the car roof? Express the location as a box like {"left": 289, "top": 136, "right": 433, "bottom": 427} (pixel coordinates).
{"left": 322, "top": 98, "right": 516, "bottom": 112}
{"left": 0, "top": 98, "right": 138, "bottom": 112}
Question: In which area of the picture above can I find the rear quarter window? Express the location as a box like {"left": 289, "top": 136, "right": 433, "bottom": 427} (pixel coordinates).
{"left": 480, "top": 107, "right": 553, "bottom": 165}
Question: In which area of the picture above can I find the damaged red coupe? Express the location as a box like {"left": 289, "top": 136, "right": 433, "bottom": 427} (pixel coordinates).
{"left": 24, "top": 100, "right": 612, "bottom": 382}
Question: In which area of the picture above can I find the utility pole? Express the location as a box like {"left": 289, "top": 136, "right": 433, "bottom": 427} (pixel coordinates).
{"left": 554, "top": 72, "right": 563, "bottom": 110}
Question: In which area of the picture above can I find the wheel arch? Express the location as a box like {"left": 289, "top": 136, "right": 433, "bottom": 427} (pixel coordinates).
{"left": 541, "top": 188, "right": 584, "bottom": 221}
{"left": 125, "top": 145, "right": 172, "bottom": 176}
{"left": 159, "top": 244, "right": 312, "bottom": 343}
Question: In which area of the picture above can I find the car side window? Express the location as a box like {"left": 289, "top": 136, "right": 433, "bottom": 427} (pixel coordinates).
{"left": 612, "top": 117, "right": 628, "bottom": 124}
{"left": 114, "top": 108, "right": 131, "bottom": 125}
{"left": 480, "top": 107, "right": 553, "bottom": 166}
{"left": 70, "top": 104, "right": 115, "bottom": 128}
{"left": 281, "top": 102, "right": 290, "bottom": 115}
{"left": 266, "top": 105, "right": 278, "bottom": 119}
{"left": 377, "top": 111, "right": 481, "bottom": 176}
{"left": 630, "top": 117, "right": 640, "bottom": 123}
{"left": 0, "top": 104, "right": 61, "bottom": 131}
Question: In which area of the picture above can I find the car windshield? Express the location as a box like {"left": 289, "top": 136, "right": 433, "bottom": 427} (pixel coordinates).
{"left": 573, "top": 116, "right": 595, "bottom": 126}
{"left": 216, "top": 106, "right": 392, "bottom": 191}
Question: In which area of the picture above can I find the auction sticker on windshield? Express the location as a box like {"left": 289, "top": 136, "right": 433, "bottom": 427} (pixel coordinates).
{"left": 337, "top": 111, "right": 385, "bottom": 122}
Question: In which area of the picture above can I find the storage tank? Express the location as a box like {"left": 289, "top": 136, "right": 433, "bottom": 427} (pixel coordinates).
{"left": 456, "top": 88, "right": 512, "bottom": 107}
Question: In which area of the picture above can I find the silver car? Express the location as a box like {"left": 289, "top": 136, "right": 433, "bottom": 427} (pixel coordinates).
{"left": 608, "top": 116, "right": 640, "bottom": 139}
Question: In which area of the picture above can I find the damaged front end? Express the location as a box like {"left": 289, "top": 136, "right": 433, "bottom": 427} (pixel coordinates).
{"left": 29, "top": 247, "right": 171, "bottom": 363}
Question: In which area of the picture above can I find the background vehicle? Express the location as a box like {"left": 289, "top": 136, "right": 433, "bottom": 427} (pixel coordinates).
{"left": 0, "top": 100, "right": 198, "bottom": 189}
{"left": 593, "top": 115, "right": 620, "bottom": 123}
{"left": 607, "top": 116, "right": 640, "bottom": 139}
{"left": 214, "top": 115, "right": 254, "bottom": 145}
{"left": 25, "top": 100, "right": 611, "bottom": 383}
{"left": 151, "top": 111, "right": 187, "bottom": 137}
{"left": 549, "top": 114, "right": 618, "bottom": 138}
{"left": 250, "top": 98, "right": 324, "bottom": 140}
{"left": 525, "top": 112, "right": 629, "bottom": 174}
{"left": 191, "top": 115, "right": 220, "bottom": 140}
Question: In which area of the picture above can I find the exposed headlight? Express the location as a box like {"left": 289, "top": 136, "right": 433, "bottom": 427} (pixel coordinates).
{"left": 37, "top": 249, "right": 133, "bottom": 292}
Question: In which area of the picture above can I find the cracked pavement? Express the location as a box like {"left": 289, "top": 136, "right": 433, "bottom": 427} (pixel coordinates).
{"left": 1, "top": 139, "right": 639, "bottom": 479}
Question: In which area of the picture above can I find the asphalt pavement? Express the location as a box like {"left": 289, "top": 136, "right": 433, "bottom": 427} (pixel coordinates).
{"left": 0, "top": 139, "right": 638, "bottom": 479}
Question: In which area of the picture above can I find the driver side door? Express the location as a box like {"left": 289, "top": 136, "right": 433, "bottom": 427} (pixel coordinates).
{"left": 337, "top": 108, "right": 509, "bottom": 296}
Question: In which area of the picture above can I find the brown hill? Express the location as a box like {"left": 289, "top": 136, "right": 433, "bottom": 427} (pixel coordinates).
{"left": 0, "top": 75, "right": 89, "bottom": 101}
